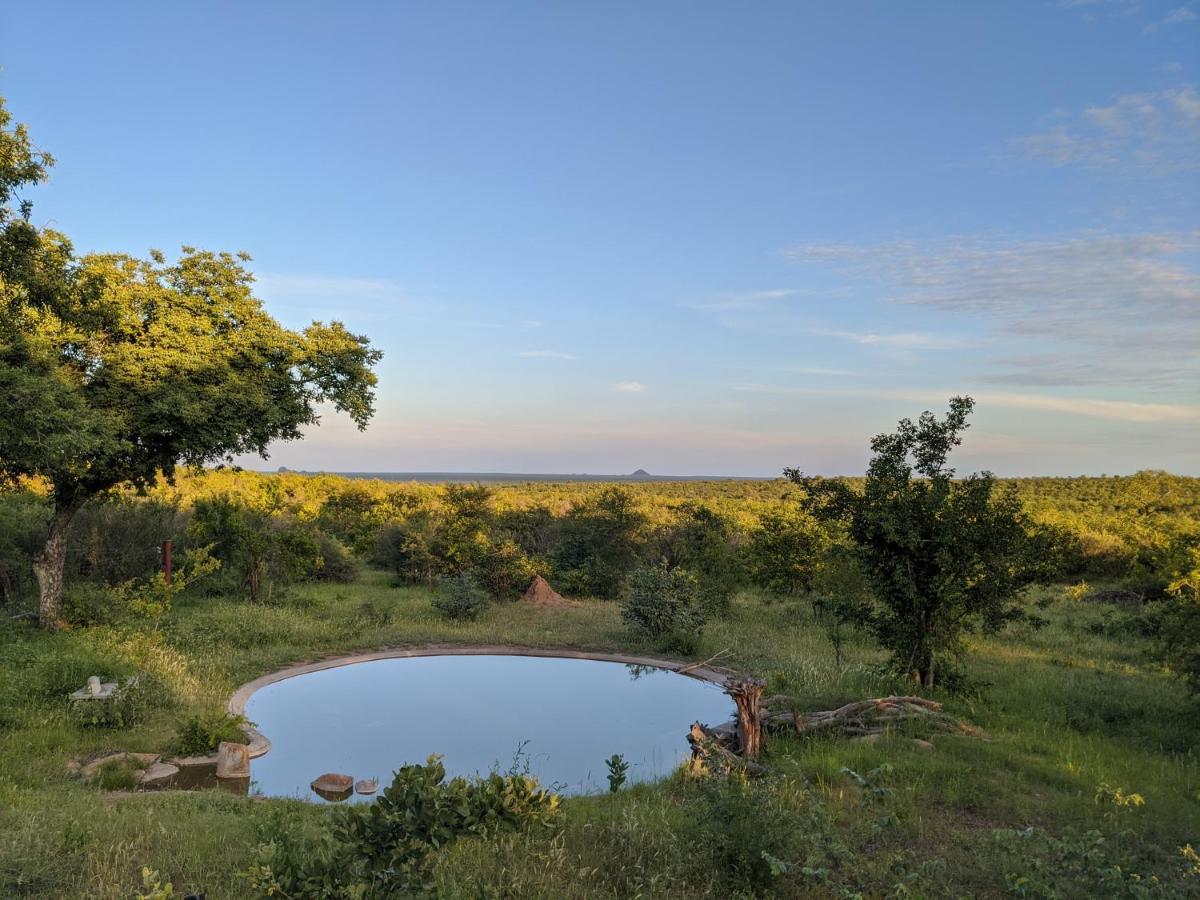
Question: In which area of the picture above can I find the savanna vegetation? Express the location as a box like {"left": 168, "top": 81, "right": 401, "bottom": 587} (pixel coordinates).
{"left": 1, "top": 456, "right": 1197, "bottom": 897}
{"left": 0, "top": 95, "right": 1197, "bottom": 898}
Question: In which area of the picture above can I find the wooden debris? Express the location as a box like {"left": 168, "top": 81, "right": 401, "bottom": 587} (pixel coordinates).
{"left": 687, "top": 722, "right": 766, "bottom": 777}
{"left": 762, "top": 695, "right": 985, "bottom": 740}
{"left": 725, "top": 676, "right": 767, "bottom": 760}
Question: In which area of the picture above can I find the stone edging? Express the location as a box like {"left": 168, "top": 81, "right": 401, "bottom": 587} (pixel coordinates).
{"left": 227, "top": 645, "right": 733, "bottom": 761}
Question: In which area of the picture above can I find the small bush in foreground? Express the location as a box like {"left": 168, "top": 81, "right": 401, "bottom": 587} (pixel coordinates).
{"left": 621, "top": 563, "right": 709, "bottom": 652}
{"left": 432, "top": 572, "right": 491, "bottom": 620}
{"left": 67, "top": 676, "right": 153, "bottom": 729}
{"left": 241, "top": 756, "right": 559, "bottom": 897}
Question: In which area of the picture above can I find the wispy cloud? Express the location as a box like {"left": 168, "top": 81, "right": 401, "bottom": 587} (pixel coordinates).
{"left": 1144, "top": 5, "right": 1198, "bottom": 33}
{"left": 519, "top": 350, "right": 576, "bottom": 360}
{"left": 785, "top": 231, "right": 1200, "bottom": 388}
{"left": 732, "top": 385, "right": 1200, "bottom": 424}
{"left": 1008, "top": 86, "right": 1200, "bottom": 172}
{"left": 683, "top": 289, "right": 802, "bottom": 311}
{"left": 614, "top": 381, "right": 647, "bottom": 393}
{"left": 812, "top": 328, "right": 967, "bottom": 350}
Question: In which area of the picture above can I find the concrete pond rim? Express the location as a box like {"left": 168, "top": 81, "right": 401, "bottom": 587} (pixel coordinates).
{"left": 227, "top": 645, "right": 737, "bottom": 761}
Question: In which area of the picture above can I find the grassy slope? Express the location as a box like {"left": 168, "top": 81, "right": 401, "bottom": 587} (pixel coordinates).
{"left": 0, "top": 571, "right": 1197, "bottom": 898}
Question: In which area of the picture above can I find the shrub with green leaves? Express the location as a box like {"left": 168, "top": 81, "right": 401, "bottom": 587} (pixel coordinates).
{"left": 621, "top": 563, "right": 710, "bottom": 651}
{"left": 432, "top": 572, "right": 491, "bottom": 620}
{"left": 241, "top": 756, "right": 559, "bottom": 897}
{"left": 746, "top": 508, "right": 830, "bottom": 596}
{"left": 67, "top": 676, "right": 152, "bottom": 729}
{"left": 173, "top": 710, "right": 251, "bottom": 756}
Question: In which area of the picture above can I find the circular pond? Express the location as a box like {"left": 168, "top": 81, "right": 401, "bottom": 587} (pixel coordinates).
{"left": 240, "top": 652, "right": 733, "bottom": 802}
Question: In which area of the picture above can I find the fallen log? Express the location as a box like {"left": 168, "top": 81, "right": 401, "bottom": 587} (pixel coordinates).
{"left": 687, "top": 722, "right": 766, "bottom": 777}
{"left": 761, "top": 694, "right": 985, "bottom": 740}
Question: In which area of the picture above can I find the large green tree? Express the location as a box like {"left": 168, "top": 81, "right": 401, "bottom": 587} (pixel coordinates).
{"left": 787, "top": 397, "right": 1055, "bottom": 688}
{"left": 0, "top": 98, "right": 382, "bottom": 628}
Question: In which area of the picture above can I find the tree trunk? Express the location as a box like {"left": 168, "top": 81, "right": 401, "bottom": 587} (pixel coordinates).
{"left": 725, "top": 677, "right": 767, "bottom": 760}
{"left": 922, "top": 654, "right": 936, "bottom": 689}
{"left": 34, "top": 500, "right": 82, "bottom": 631}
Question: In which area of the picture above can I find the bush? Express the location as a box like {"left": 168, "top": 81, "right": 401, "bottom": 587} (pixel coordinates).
{"left": 60, "top": 582, "right": 125, "bottom": 627}
{"left": 173, "top": 710, "right": 251, "bottom": 756}
{"left": 654, "top": 503, "right": 743, "bottom": 613}
{"left": 241, "top": 756, "right": 559, "bottom": 897}
{"left": 745, "top": 509, "right": 829, "bottom": 596}
{"left": 67, "top": 676, "right": 152, "bottom": 729}
{"left": 372, "top": 515, "right": 438, "bottom": 582}
{"left": 0, "top": 490, "right": 49, "bottom": 612}
{"left": 67, "top": 496, "right": 188, "bottom": 586}
{"left": 432, "top": 572, "right": 491, "bottom": 620}
{"left": 188, "top": 497, "right": 352, "bottom": 600}
{"left": 686, "top": 775, "right": 834, "bottom": 896}
{"left": 553, "top": 487, "right": 646, "bottom": 599}
{"left": 621, "top": 563, "right": 709, "bottom": 651}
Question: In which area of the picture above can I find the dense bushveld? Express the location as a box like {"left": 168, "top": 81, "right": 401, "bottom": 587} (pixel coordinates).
{"left": 4, "top": 468, "right": 1198, "bottom": 615}
{"left": 0, "top": 470, "right": 1198, "bottom": 897}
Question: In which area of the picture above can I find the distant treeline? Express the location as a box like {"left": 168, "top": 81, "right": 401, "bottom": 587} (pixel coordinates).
{"left": 1, "top": 469, "right": 1196, "bottom": 618}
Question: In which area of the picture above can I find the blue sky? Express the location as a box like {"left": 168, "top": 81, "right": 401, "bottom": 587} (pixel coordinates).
{"left": 3, "top": 1, "right": 1197, "bottom": 475}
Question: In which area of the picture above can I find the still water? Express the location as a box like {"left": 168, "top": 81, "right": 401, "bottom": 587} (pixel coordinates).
{"left": 244, "top": 654, "right": 733, "bottom": 802}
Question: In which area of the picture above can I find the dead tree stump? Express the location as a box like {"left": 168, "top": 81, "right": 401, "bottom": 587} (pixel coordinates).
{"left": 724, "top": 676, "right": 766, "bottom": 760}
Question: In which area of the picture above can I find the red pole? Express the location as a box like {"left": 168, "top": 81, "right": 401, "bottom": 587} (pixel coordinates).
{"left": 162, "top": 540, "right": 173, "bottom": 586}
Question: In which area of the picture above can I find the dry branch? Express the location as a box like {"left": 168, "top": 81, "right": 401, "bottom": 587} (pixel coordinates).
{"left": 761, "top": 694, "right": 984, "bottom": 740}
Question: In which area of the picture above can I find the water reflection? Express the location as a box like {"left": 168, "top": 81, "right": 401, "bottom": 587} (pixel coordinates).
{"left": 244, "top": 655, "right": 733, "bottom": 802}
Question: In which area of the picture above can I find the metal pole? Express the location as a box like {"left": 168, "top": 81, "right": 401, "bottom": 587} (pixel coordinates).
{"left": 162, "top": 540, "right": 173, "bottom": 586}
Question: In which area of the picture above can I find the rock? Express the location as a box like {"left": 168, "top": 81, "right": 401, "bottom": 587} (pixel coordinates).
{"left": 311, "top": 772, "right": 354, "bottom": 801}
{"left": 215, "top": 741, "right": 250, "bottom": 779}
{"left": 355, "top": 777, "right": 379, "bottom": 795}
{"left": 138, "top": 762, "right": 179, "bottom": 789}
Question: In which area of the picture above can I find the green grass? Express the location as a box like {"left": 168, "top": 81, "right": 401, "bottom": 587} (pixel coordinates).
{"left": 0, "top": 571, "right": 1197, "bottom": 897}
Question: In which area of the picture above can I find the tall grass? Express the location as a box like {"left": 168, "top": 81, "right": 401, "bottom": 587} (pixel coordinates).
{"left": 0, "top": 573, "right": 1196, "bottom": 897}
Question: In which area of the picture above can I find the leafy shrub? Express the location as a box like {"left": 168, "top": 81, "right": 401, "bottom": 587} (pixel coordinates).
{"left": 432, "top": 572, "right": 491, "bottom": 620}
{"left": 60, "top": 582, "right": 125, "bottom": 627}
{"left": 472, "top": 539, "right": 537, "bottom": 599}
{"left": 992, "top": 826, "right": 1185, "bottom": 898}
{"left": 745, "top": 509, "right": 830, "bottom": 596}
{"left": 373, "top": 515, "right": 439, "bottom": 582}
{"left": 606, "top": 753, "right": 629, "bottom": 793}
{"left": 654, "top": 503, "right": 744, "bottom": 613}
{"left": 135, "top": 867, "right": 176, "bottom": 900}
{"left": 241, "top": 756, "right": 559, "bottom": 897}
{"left": 188, "top": 497, "right": 351, "bottom": 600}
{"left": 553, "top": 487, "right": 647, "bottom": 599}
{"left": 66, "top": 496, "right": 188, "bottom": 586}
{"left": 686, "top": 774, "right": 825, "bottom": 895}
{"left": 173, "top": 710, "right": 251, "bottom": 756}
{"left": 67, "top": 676, "right": 152, "bottom": 729}
{"left": 0, "top": 489, "right": 49, "bottom": 612}
{"left": 60, "top": 547, "right": 219, "bottom": 626}
{"left": 621, "top": 563, "right": 710, "bottom": 651}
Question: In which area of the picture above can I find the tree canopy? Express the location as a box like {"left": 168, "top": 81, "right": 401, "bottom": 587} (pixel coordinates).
{"left": 788, "top": 396, "right": 1057, "bottom": 688}
{"left": 0, "top": 96, "right": 382, "bottom": 627}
